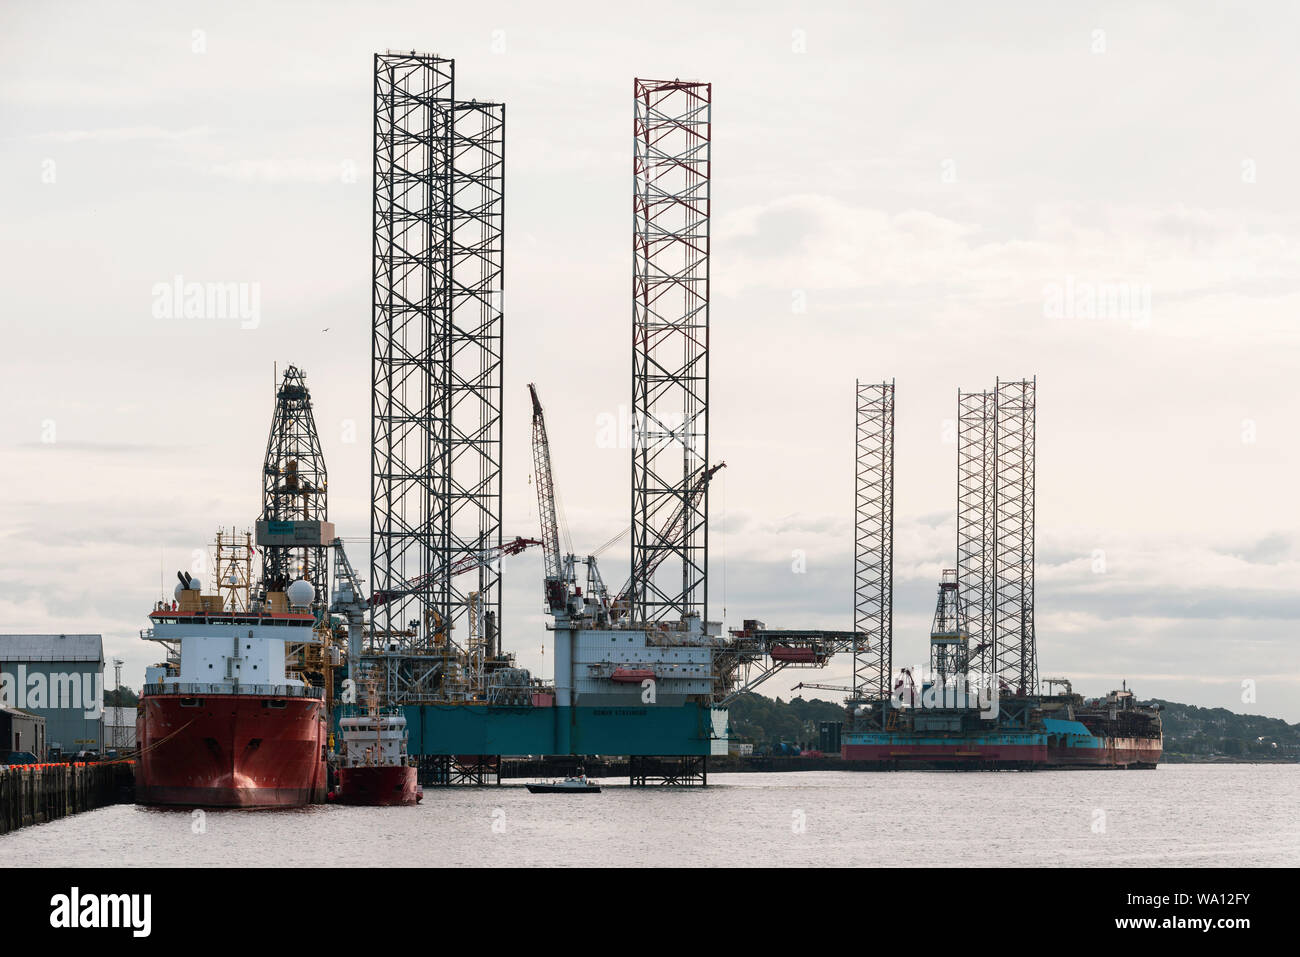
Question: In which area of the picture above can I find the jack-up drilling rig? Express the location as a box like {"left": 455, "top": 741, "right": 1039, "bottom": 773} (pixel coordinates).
{"left": 527, "top": 377, "right": 860, "bottom": 773}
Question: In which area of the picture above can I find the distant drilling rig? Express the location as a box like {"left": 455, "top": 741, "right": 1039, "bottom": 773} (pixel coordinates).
{"left": 845, "top": 376, "right": 1038, "bottom": 735}
{"left": 829, "top": 376, "right": 1155, "bottom": 771}
{"left": 843, "top": 377, "right": 1038, "bottom": 734}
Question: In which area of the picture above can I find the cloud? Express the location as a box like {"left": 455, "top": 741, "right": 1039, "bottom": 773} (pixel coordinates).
{"left": 204, "top": 157, "right": 356, "bottom": 184}
{"left": 19, "top": 126, "right": 215, "bottom": 144}
{"left": 714, "top": 194, "right": 1300, "bottom": 318}
{"left": 16, "top": 440, "right": 171, "bottom": 454}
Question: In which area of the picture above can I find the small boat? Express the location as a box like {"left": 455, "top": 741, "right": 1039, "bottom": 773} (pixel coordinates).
{"left": 331, "top": 681, "right": 422, "bottom": 806}
{"left": 527, "top": 770, "right": 600, "bottom": 794}
{"left": 610, "top": 667, "right": 656, "bottom": 683}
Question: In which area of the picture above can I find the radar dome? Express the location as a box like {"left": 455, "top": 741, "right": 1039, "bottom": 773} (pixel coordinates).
{"left": 174, "top": 583, "right": 186, "bottom": 600}
{"left": 286, "top": 579, "right": 315, "bottom": 607}
{"left": 187, "top": 578, "right": 202, "bottom": 590}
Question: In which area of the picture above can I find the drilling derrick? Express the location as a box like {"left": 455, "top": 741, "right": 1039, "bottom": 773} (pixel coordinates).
{"left": 261, "top": 365, "right": 328, "bottom": 594}
{"left": 928, "top": 569, "right": 968, "bottom": 690}
{"left": 630, "top": 78, "right": 712, "bottom": 626}
{"left": 853, "top": 379, "right": 894, "bottom": 714}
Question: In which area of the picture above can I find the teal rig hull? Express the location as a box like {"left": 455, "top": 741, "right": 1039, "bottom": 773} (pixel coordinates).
{"left": 400, "top": 702, "right": 724, "bottom": 757}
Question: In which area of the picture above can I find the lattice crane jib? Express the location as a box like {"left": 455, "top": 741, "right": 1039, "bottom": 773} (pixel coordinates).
{"left": 528, "top": 383, "right": 565, "bottom": 610}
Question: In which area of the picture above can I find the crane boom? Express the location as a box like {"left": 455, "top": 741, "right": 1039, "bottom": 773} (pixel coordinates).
{"left": 612, "top": 461, "right": 726, "bottom": 620}
{"left": 368, "top": 536, "right": 540, "bottom": 608}
{"left": 529, "top": 383, "right": 567, "bottom": 610}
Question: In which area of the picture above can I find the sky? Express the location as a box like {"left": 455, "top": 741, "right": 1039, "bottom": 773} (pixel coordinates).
{"left": 1, "top": 1, "right": 1297, "bottom": 721}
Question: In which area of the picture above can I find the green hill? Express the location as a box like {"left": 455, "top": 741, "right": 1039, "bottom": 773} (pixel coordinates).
{"left": 726, "top": 692, "right": 846, "bottom": 751}
{"left": 1146, "top": 699, "right": 1300, "bottom": 760}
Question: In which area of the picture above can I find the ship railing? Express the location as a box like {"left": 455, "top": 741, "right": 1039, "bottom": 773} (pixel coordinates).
{"left": 142, "top": 682, "right": 324, "bottom": 699}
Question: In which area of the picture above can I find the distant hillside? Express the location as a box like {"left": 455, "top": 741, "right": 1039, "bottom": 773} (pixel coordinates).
{"left": 104, "top": 686, "right": 139, "bottom": 708}
{"left": 1146, "top": 699, "right": 1300, "bottom": 760}
{"left": 726, "top": 692, "right": 846, "bottom": 751}
{"left": 727, "top": 692, "right": 1300, "bottom": 761}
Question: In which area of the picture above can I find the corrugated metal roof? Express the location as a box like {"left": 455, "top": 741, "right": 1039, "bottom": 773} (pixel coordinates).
{"left": 1, "top": 705, "right": 46, "bottom": 720}
{"left": 0, "top": 635, "right": 104, "bottom": 663}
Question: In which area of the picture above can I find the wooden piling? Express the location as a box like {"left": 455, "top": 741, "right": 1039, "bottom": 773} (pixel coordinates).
{"left": 0, "top": 761, "right": 135, "bottom": 836}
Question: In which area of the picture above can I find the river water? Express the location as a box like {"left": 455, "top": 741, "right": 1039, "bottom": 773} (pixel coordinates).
{"left": 2, "top": 765, "right": 1295, "bottom": 867}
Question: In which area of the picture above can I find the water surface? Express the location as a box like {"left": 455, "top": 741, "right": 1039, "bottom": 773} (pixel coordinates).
{"left": 3, "top": 765, "right": 1295, "bottom": 867}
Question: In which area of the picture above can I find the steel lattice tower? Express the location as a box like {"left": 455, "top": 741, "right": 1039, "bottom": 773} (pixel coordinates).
{"left": 261, "top": 365, "right": 328, "bottom": 593}
{"left": 992, "top": 377, "right": 1036, "bottom": 695}
{"left": 630, "top": 78, "right": 711, "bottom": 625}
{"left": 853, "top": 379, "right": 894, "bottom": 704}
{"left": 371, "top": 52, "right": 503, "bottom": 651}
{"left": 956, "top": 389, "right": 995, "bottom": 687}
{"left": 448, "top": 98, "right": 505, "bottom": 646}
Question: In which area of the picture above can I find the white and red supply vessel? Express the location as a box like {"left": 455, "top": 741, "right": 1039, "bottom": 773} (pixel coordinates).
{"left": 136, "top": 572, "right": 328, "bottom": 808}
{"left": 332, "top": 698, "right": 421, "bottom": 806}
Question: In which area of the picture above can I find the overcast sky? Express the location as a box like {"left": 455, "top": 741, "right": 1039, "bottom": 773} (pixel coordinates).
{"left": 2, "top": 1, "right": 1297, "bottom": 721}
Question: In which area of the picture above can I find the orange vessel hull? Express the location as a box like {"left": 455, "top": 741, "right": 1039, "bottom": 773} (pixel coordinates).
{"left": 135, "top": 693, "right": 327, "bottom": 808}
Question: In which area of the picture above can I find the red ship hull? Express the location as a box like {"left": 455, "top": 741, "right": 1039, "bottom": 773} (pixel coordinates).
{"left": 841, "top": 742, "right": 1047, "bottom": 766}
{"left": 1046, "top": 737, "right": 1163, "bottom": 768}
{"left": 334, "top": 764, "right": 421, "bottom": 806}
{"left": 135, "top": 693, "right": 327, "bottom": 808}
{"left": 842, "top": 736, "right": 1161, "bottom": 769}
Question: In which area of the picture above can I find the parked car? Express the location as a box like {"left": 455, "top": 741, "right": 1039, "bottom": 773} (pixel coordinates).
{"left": 0, "top": 750, "right": 40, "bottom": 767}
